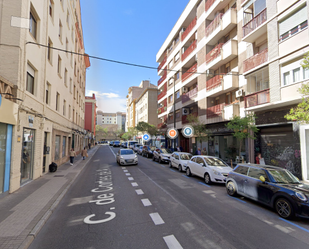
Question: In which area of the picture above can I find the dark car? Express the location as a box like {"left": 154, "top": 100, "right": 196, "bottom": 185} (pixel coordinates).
{"left": 141, "top": 146, "right": 156, "bottom": 158}
{"left": 153, "top": 148, "right": 173, "bottom": 163}
{"left": 113, "top": 141, "right": 120, "bottom": 147}
{"left": 226, "top": 163, "right": 309, "bottom": 219}
{"left": 109, "top": 141, "right": 114, "bottom": 146}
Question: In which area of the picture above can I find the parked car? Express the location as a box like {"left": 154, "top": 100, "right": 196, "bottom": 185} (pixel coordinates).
{"left": 122, "top": 142, "right": 128, "bottom": 148}
{"left": 186, "top": 156, "right": 232, "bottom": 184}
{"left": 142, "top": 146, "right": 156, "bottom": 158}
{"left": 226, "top": 163, "right": 309, "bottom": 219}
{"left": 116, "top": 149, "right": 138, "bottom": 166}
{"left": 113, "top": 141, "right": 121, "bottom": 147}
{"left": 153, "top": 148, "right": 173, "bottom": 163}
{"left": 137, "top": 146, "right": 143, "bottom": 155}
{"left": 128, "top": 141, "right": 138, "bottom": 149}
{"left": 109, "top": 141, "right": 114, "bottom": 146}
{"left": 133, "top": 144, "right": 142, "bottom": 153}
{"left": 169, "top": 152, "right": 193, "bottom": 171}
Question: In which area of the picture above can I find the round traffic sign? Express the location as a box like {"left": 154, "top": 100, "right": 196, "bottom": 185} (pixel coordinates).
{"left": 143, "top": 133, "right": 150, "bottom": 141}
{"left": 182, "top": 125, "right": 194, "bottom": 138}
{"left": 167, "top": 128, "right": 178, "bottom": 139}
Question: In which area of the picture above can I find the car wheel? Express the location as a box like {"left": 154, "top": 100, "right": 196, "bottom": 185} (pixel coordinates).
{"left": 159, "top": 158, "right": 162, "bottom": 164}
{"left": 146, "top": 153, "right": 149, "bottom": 158}
{"left": 226, "top": 181, "right": 237, "bottom": 197}
{"left": 152, "top": 156, "right": 155, "bottom": 161}
{"left": 178, "top": 165, "right": 182, "bottom": 172}
{"left": 186, "top": 167, "right": 191, "bottom": 176}
{"left": 169, "top": 161, "right": 172, "bottom": 168}
{"left": 204, "top": 173, "right": 212, "bottom": 185}
{"left": 275, "top": 198, "right": 294, "bottom": 219}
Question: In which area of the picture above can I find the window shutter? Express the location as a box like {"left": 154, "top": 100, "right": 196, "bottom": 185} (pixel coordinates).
{"left": 279, "top": 6, "right": 307, "bottom": 36}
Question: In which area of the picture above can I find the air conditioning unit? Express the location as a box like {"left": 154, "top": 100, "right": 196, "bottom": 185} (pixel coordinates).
{"left": 183, "top": 87, "right": 188, "bottom": 93}
{"left": 236, "top": 89, "right": 244, "bottom": 98}
{"left": 206, "top": 69, "right": 214, "bottom": 77}
{"left": 182, "top": 108, "right": 189, "bottom": 115}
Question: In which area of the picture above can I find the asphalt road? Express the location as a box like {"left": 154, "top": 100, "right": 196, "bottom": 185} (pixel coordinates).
{"left": 29, "top": 145, "right": 309, "bottom": 249}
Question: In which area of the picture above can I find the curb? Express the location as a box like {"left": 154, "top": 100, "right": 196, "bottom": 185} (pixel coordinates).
{"left": 20, "top": 145, "right": 100, "bottom": 249}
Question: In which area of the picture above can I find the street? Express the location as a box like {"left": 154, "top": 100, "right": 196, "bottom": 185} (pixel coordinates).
{"left": 29, "top": 145, "right": 309, "bottom": 249}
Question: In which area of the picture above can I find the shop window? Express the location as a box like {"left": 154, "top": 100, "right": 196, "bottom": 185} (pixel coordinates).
{"left": 55, "top": 135, "right": 61, "bottom": 160}
{"left": 62, "top": 137, "right": 66, "bottom": 157}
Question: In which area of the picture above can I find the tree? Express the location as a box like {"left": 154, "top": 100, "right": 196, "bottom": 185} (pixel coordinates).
{"left": 121, "top": 127, "right": 138, "bottom": 141}
{"left": 95, "top": 125, "right": 108, "bottom": 141}
{"left": 136, "top": 121, "right": 158, "bottom": 135}
{"left": 187, "top": 114, "right": 211, "bottom": 150}
{"left": 225, "top": 113, "right": 259, "bottom": 158}
{"left": 285, "top": 52, "right": 309, "bottom": 123}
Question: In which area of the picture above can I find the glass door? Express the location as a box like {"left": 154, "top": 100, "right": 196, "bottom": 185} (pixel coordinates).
{"left": 0, "top": 123, "right": 7, "bottom": 193}
{"left": 21, "top": 128, "right": 35, "bottom": 184}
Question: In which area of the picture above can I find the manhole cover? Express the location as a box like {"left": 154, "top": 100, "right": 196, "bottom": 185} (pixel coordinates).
{"left": 54, "top": 175, "right": 64, "bottom": 177}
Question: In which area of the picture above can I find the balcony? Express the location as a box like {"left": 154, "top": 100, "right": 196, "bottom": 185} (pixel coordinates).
{"left": 207, "top": 104, "right": 224, "bottom": 118}
{"left": 158, "top": 116, "right": 167, "bottom": 129}
{"left": 243, "top": 8, "right": 267, "bottom": 42}
{"left": 158, "top": 83, "right": 167, "bottom": 101}
{"left": 205, "top": 0, "right": 216, "bottom": 12}
{"left": 182, "top": 112, "right": 198, "bottom": 124}
{"left": 206, "top": 13, "right": 223, "bottom": 38}
{"left": 243, "top": 48, "right": 268, "bottom": 73}
{"left": 158, "top": 67, "right": 167, "bottom": 86}
{"left": 182, "top": 40, "right": 197, "bottom": 61}
{"left": 181, "top": 17, "right": 197, "bottom": 41}
{"left": 206, "top": 74, "right": 224, "bottom": 91}
{"left": 206, "top": 40, "right": 238, "bottom": 69}
{"left": 158, "top": 99, "right": 167, "bottom": 114}
{"left": 157, "top": 55, "right": 167, "bottom": 73}
{"left": 182, "top": 63, "right": 197, "bottom": 82}
{"left": 182, "top": 86, "right": 198, "bottom": 103}
{"left": 245, "top": 89, "right": 270, "bottom": 108}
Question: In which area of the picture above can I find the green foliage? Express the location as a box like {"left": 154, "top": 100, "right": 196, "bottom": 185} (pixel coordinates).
{"left": 136, "top": 121, "right": 158, "bottom": 136}
{"left": 187, "top": 114, "right": 211, "bottom": 147}
{"left": 285, "top": 53, "right": 309, "bottom": 123}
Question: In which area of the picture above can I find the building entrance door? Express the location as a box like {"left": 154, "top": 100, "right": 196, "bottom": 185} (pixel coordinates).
{"left": 21, "top": 128, "right": 35, "bottom": 184}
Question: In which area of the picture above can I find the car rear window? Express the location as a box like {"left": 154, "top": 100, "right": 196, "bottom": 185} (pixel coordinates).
{"left": 204, "top": 157, "right": 227, "bottom": 167}
{"left": 234, "top": 166, "right": 249, "bottom": 175}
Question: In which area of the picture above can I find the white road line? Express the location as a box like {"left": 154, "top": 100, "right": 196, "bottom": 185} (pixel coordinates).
{"left": 141, "top": 198, "right": 152, "bottom": 206}
{"left": 163, "top": 235, "right": 183, "bottom": 249}
{"left": 128, "top": 177, "right": 134, "bottom": 181}
{"left": 203, "top": 190, "right": 215, "bottom": 194}
{"left": 149, "top": 213, "right": 165, "bottom": 225}
{"left": 123, "top": 170, "right": 128, "bottom": 172}
{"left": 125, "top": 173, "right": 131, "bottom": 176}
{"left": 131, "top": 182, "right": 138, "bottom": 187}
{"left": 122, "top": 167, "right": 126, "bottom": 169}
{"left": 135, "top": 189, "right": 144, "bottom": 195}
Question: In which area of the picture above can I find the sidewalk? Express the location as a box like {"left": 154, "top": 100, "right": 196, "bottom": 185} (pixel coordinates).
{"left": 0, "top": 145, "right": 99, "bottom": 249}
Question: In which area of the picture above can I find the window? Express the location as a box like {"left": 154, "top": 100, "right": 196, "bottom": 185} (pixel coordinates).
{"left": 176, "top": 90, "right": 180, "bottom": 99}
{"left": 283, "top": 72, "right": 290, "bottom": 86}
{"left": 176, "top": 71, "right": 180, "bottom": 81}
{"left": 69, "top": 105, "right": 71, "bottom": 119}
{"left": 57, "top": 56, "right": 62, "bottom": 76}
{"left": 26, "top": 64, "right": 35, "bottom": 94}
{"left": 70, "top": 78, "right": 72, "bottom": 93}
{"left": 63, "top": 100, "right": 66, "bottom": 116}
{"left": 168, "top": 94, "right": 173, "bottom": 103}
{"left": 59, "top": 20, "right": 62, "bottom": 41}
{"left": 293, "top": 68, "right": 300, "bottom": 82}
{"left": 66, "top": 38, "right": 69, "bottom": 56}
{"left": 73, "top": 85, "right": 76, "bottom": 99}
{"left": 196, "top": 157, "right": 205, "bottom": 166}
{"left": 64, "top": 68, "right": 68, "bottom": 86}
{"left": 29, "top": 11, "right": 37, "bottom": 39}
{"left": 246, "top": 67, "right": 269, "bottom": 94}
{"left": 66, "top": 10, "right": 70, "bottom": 26}
{"left": 169, "top": 78, "right": 174, "bottom": 85}
{"left": 60, "top": 0, "right": 63, "bottom": 9}
{"left": 234, "top": 166, "right": 249, "bottom": 175}
{"left": 175, "top": 52, "right": 180, "bottom": 62}
{"left": 248, "top": 168, "right": 268, "bottom": 180}
{"left": 281, "top": 57, "right": 309, "bottom": 86}
{"left": 47, "top": 38, "right": 53, "bottom": 63}
{"left": 56, "top": 92, "right": 60, "bottom": 111}
{"left": 46, "top": 82, "right": 51, "bottom": 104}
{"left": 62, "top": 137, "right": 66, "bottom": 157}
{"left": 169, "top": 59, "right": 173, "bottom": 69}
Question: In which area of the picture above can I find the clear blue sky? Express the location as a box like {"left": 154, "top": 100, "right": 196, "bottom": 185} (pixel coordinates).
{"left": 80, "top": 0, "right": 189, "bottom": 113}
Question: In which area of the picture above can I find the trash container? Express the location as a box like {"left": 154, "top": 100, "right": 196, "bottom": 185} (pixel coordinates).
{"left": 49, "top": 162, "right": 58, "bottom": 172}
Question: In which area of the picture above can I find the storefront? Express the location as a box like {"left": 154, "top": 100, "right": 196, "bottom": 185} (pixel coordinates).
{"left": 21, "top": 128, "right": 35, "bottom": 184}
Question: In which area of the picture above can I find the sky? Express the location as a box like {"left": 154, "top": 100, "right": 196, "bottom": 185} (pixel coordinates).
{"left": 80, "top": 0, "right": 189, "bottom": 113}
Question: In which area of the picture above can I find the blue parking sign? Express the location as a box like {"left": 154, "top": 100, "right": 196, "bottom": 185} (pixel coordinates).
{"left": 143, "top": 133, "right": 150, "bottom": 141}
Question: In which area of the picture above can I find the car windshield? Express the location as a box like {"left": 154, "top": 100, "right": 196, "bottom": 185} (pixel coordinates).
{"left": 180, "top": 154, "right": 192, "bottom": 160}
{"left": 161, "top": 148, "right": 172, "bottom": 154}
{"left": 267, "top": 169, "right": 300, "bottom": 184}
{"left": 120, "top": 150, "right": 134, "bottom": 155}
{"left": 204, "top": 157, "right": 228, "bottom": 167}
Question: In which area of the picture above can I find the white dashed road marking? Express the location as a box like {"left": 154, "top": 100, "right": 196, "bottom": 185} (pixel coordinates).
{"left": 141, "top": 199, "right": 152, "bottom": 206}
{"left": 125, "top": 173, "right": 131, "bottom": 176}
{"left": 122, "top": 167, "right": 126, "bottom": 169}
{"left": 128, "top": 177, "right": 134, "bottom": 181}
{"left": 131, "top": 182, "right": 138, "bottom": 187}
{"left": 123, "top": 170, "right": 128, "bottom": 172}
{"left": 149, "top": 213, "right": 165, "bottom": 225}
{"left": 135, "top": 189, "right": 144, "bottom": 195}
{"left": 163, "top": 235, "right": 183, "bottom": 249}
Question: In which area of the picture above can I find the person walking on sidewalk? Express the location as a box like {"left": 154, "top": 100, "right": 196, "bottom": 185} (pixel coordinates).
{"left": 81, "top": 147, "right": 88, "bottom": 160}
{"left": 69, "top": 148, "right": 76, "bottom": 165}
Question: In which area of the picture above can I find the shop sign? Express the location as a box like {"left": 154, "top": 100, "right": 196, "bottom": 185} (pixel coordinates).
{"left": 28, "top": 116, "right": 34, "bottom": 127}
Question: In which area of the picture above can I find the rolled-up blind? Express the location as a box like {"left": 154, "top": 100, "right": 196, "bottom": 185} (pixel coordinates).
{"left": 279, "top": 5, "right": 307, "bottom": 36}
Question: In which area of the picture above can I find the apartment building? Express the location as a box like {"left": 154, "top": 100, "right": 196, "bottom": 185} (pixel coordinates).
{"left": 0, "top": 0, "right": 89, "bottom": 194}
{"left": 85, "top": 94, "right": 96, "bottom": 145}
{"left": 97, "top": 111, "right": 126, "bottom": 130}
{"left": 156, "top": 0, "right": 308, "bottom": 180}
{"left": 126, "top": 80, "right": 158, "bottom": 130}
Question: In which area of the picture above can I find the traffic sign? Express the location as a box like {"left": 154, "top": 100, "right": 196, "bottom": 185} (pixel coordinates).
{"left": 167, "top": 128, "right": 178, "bottom": 139}
{"left": 182, "top": 125, "right": 194, "bottom": 138}
{"left": 143, "top": 133, "right": 150, "bottom": 141}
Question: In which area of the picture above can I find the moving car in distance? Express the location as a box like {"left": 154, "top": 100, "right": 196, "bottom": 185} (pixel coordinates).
{"left": 226, "top": 164, "right": 309, "bottom": 219}
{"left": 186, "top": 156, "right": 232, "bottom": 184}
{"left": 153, "top": 148, "right": 173, "bottom": 164}
{"left": 116, "top": 149, "right": 138, "bottom": 166}
{"left": 169, "top": 152, "right": 193, "bottom": 172}
{"left": 113, "top": 141, "right": 121, "bottom": 147}
{"left": 142, "top": 146, "right": 156, "bottom": 158}
{"left": 121, "top": 141, "right": 128, "bottom": 148}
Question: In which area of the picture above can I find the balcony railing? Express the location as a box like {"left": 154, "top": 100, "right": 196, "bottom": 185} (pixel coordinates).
{"left": 158, "top": 99, "right": 167, "bottom": 114}
{"left": 205, "top": 0, "right": 216, "bottom": 12}
{"left": 182, "top": 112, "right": 198, "bottom": 124}
{"left": 207, "top": 103, "right": 224, "bottom": 118}
{"left": 243, "top": 48, "right": 268, "bottom": 73}
{"left": 158, "top": 67, "right": 167, "bottom": 86}
{"left": 243, "top": 8, "right": 267, "bottom": 37}
{"left": 157, "top": 84, "right": 167, "bottom": 101}
{"left": 182, "top": 86, "right": 198, "bottom": 103}
{"left": 206, "top": 74, "right": 225, "bottom": 91}
{"left": 206, "top": 43, "right": 224, "bottom": 64}
{"left": 182, "top": 63, "right": 197, "bottom": 82}
{"left": 205, "top": 13, "right": 223, "bottom": 37}
{"left": 245, "top": 89, "right": 270, "bottom": 108}
{"left": 158, "top": 116, "right": 167, "bottom": 129}
{"left": 157, "top": 56, "right": 167, "bottom": 72}
{"left": 181, "top": 17, "right": 197, "bottom": 41}
{"left": 182, "top": 40, "right": 197, "bottom": 61}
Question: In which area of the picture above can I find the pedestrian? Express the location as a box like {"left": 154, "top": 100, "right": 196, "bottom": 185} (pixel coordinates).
{"left": 195, "top": 148, "right": 201, "bottom": 155}
{"left": 88, "top": 143, "right": 91, "bottom": 150}
{"left": 69, "top": 148, "right": 76, "bottom": 165}
{"left": 201, "top": 147, "right": 207, "bottom": 155}
{"left": 81, "top": 147, "right": 88, "bottom": 160}
{"left": 177, "top": 146, "right": 181, "bottom": 152}
{"left": 255, "top": 153, "right": 261, "bottom": 164}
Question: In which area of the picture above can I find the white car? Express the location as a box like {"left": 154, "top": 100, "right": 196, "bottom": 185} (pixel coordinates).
{"left": 116, "top": 149, "right": 138, "bottom": 166}
{"left": 169, "top": 152, "right": 193, "bottom": 172}
{"left": 133, "top": 144, "right": 142, "bottom": 153}
{"left": 186, "top": 156, "right": 232, "bottom": 184}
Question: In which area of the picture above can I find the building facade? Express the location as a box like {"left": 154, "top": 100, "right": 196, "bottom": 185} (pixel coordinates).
{"left": 0, "top": 0, "right": 89, "bottom": 194}
{"left": 156, "top": 0, "right": 308, "bottom": 179}
{"left": 85, "top": 93, "right": 96, "bottom": 146}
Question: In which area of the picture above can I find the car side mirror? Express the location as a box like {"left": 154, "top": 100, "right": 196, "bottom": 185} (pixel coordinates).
{"left": 259, "top": 176, "right": 266, "bottom": 183}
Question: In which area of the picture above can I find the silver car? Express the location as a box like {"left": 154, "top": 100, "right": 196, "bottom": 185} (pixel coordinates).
{"left": 169, "top": 152, "right": 193, "bottom": 172}
{"left": 116, "top": 149, "right": 138, "bottom": 166}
